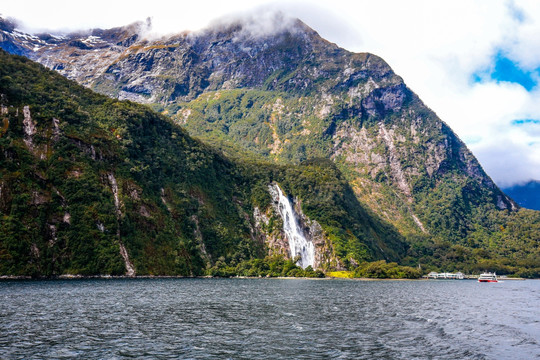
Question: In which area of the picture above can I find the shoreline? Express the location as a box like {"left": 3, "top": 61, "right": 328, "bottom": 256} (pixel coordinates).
{"left": 0, "top": 274, "right": 424, "bottom": 281}
{"left": 1, "top": 274, "right": 532, "bottom": 281}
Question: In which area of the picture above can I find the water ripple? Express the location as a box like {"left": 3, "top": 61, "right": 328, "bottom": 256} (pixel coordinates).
{"left": 0, "top": 278, "right": 539, "bottom": 359}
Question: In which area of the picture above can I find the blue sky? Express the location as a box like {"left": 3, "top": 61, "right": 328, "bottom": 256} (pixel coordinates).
{"left": 1, "top": 0, "right": 540, "bottom": 186}
{"left": 473, "top": 52, "right": 539, "bottom": 91}
{"left": 512, "top": 119, "right": 540, "bottom": 125}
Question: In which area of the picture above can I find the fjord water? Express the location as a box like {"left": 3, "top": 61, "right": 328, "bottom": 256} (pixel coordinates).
{"left": 1, "top": 279, "right": 539, "bottom": 359}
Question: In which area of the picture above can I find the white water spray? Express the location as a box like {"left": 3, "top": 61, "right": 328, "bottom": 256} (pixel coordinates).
{"left": 272, "top": 184, "right": 315, "bottom": 269}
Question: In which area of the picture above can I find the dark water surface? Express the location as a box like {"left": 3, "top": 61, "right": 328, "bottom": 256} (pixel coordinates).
{"left": 1, "top": 278, "right": 539, "bottom": 359}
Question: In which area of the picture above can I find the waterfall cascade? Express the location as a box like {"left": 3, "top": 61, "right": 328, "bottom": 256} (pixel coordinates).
{"left": 272, "top": 184, "right": 315, "bottom": 269}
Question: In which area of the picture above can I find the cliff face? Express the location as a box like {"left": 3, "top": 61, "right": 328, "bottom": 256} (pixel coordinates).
{"left": 266, "top": 183, "right": 337, "bottom": 270}
{"left": 0, "top": 15, "right": 398, "bottom": 103}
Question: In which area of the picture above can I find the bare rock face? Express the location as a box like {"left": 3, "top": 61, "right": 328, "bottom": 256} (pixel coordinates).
{"left": 362, "top": 84, "right": 407, "bottom": 117}
{"left": 293, "top": 199, "right": 342, "bottom": 270}
{"left": 252, "top": 205, "right": 289, "bottom": 259}
{"left": 0, "top": 13, "right": 401, "bottom": 107}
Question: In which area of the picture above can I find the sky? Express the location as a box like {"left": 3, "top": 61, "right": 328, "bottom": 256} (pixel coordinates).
{"left": 2, "top": 0, "right": 540, "bottom": 187}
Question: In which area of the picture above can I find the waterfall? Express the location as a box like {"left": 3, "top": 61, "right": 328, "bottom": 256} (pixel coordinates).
{"left": 272, "top": 184, "right": 315, "bottom": 269}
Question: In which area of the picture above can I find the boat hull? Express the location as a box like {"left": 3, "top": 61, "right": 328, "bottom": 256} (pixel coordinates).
{"left": 478, "top": 272, "right": 498, "bottom": 282}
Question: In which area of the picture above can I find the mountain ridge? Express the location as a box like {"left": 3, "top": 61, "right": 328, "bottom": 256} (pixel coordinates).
{"left": 0, "top": 13, "right": 519, "bottom": 233}
{"left": 503, "top": 180, "right": 540, "bottom": 211}
{"left": 1, "top": 13, "right": 539, "bottom": 277}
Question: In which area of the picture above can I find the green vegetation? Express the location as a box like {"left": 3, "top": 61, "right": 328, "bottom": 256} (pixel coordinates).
{"left": 0, "top": 50, "right": 410, "bottom": 277}
{"left": 167, "top": 83, "right": 540, "bottom": 278}
{"left": 207, "top": 254, "right": 324, "bottom": 278}
{"left": 171, "top": 89, "right": 333, "bottom": 163}
{"left": 403, "top": 208, "right": 540, "bottom": 278}
{"left": 279, "top": 159, "right": 406, "bottom": 264}
{"left": 0, "top": 51, "right": 260, "bottom": 276}
{"left": 353, "top": 260, "right": 422, "bottom": 279}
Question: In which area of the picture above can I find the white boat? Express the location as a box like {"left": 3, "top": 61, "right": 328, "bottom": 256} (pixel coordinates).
{"left": 427, "top": 271, "right": 464, "bottom": 279}
{"left": 478, "top": 272, "right": 498, "bottom": 282}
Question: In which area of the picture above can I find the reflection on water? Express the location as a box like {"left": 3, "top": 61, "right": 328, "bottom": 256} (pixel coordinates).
{"left": 1, "top": 278, "right": 539, "bottom": 359}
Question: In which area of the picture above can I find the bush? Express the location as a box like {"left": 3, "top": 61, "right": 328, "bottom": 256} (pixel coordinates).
{"left": 354, "top": 260, "right": 422, "bottom": 279}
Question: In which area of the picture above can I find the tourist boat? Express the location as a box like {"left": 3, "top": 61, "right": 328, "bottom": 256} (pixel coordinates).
{"left": 478, "top": 272, "right": 498, "bottom": 282}
{"left": 427, "top": 271, "right": 464, "bottom": 279}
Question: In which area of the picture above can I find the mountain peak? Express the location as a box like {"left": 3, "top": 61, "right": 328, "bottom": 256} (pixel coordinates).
{"left": 199, "top": 11, "right": 318, "bottom": 41}
{"left": 0, "top": 12, "right": 392, "bottom": 104}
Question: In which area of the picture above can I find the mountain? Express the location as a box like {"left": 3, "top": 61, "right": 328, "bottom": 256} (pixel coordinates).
{"left": 0, "top": 49, "right": 409, "bottom": 277}
{"left": 0, "top": 14, "right": 516, "bottom": 231}
{"left": 503, "top": 181, "right": 540, "bottom": 211}
{"left": 1, "top": 14, "right": 539, "bottom": 277}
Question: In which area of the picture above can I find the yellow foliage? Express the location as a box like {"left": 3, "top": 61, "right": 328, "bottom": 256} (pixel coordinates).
{"left": 327, "top": 271, "right": 354, "bottom": 278}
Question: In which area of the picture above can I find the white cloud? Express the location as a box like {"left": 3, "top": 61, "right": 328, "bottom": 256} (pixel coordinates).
{"left": 2, "top": 0, "right": 540, "bottom": 185}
